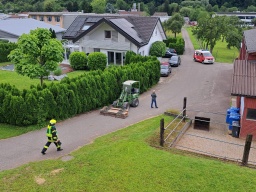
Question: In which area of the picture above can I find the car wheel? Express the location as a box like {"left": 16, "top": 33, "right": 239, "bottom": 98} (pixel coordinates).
{"left": 193, "top": 58, "right": 196, "bottom": 62}
{"left": 202, "top": 60, "right": 204, "bottom": 64}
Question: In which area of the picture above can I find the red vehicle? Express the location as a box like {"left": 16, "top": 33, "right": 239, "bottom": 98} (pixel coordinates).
{"left": 193, "top": 50, "right": 215, "bottom": 64}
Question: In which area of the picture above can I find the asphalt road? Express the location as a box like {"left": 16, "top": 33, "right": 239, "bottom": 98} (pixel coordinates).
{"left": 0, "top": 28, "right": 234, "bottom": 171}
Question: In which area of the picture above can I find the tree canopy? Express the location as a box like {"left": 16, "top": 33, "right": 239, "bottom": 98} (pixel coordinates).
{"left": 8, "top": 28, "right": 64, "bottom": 86}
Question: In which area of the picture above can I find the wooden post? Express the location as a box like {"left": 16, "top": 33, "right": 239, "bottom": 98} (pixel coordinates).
{"left": 160, "top": 118, "right": 165, "bottom": 147}
{"left": 183, "top": 97, "right": 187, "bottom": 122}
{"left": 242, "top": 134, "right": 253, "bottom": 166}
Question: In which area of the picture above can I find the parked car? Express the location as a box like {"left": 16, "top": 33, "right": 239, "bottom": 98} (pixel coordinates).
{"left": 160, "top": 62, "right": 171, "bottom": 77}
{"left": 193, "top": 49, "right": 215, "bottom": 64}
{"left": 169, "top": 55, "right": 181, "bottom": 67}
{"left": 167, "top": 48, "right": 177, "bottom": 54}
{"left": 163, "top": 50, "right": 177, "bottom": 58}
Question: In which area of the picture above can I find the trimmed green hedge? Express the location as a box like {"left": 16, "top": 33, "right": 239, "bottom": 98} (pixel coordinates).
{"left": 164, "top": 37, "right": 185, "bottom": 55}
{"left": 0, "top": 42, "right": 17, "bottom": 62}
{"left": 0, "top": 55, "right": 160, "bottom": 126}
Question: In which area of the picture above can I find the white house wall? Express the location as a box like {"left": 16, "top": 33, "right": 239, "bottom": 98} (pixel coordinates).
{"left": 138, "top": 21, "right": 165, "bottom": 56}
{"left": 79, "top": 22, "right": 138, "bottom": 54}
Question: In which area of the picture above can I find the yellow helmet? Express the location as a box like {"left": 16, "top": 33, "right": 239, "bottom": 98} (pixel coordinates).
{"left": 50, "top": 119, "right": 57, "bottom": 124}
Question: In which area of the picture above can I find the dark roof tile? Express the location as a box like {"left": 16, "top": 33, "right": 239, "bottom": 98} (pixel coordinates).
{"left": 231, "top": 60, "right": 256, "bottom": 97}
{"left": 244, "top": 29, "right": 256, "bottom": 53}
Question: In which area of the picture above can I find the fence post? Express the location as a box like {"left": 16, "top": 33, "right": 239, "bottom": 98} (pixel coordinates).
{"left": 160, "top": 118, "right": 165, "bottom": 147}
{"left": 242, "top": 134, "right": 253, "bottom": 166}
{"left": 183, "top": 97, "right": 187, "bottom": 122}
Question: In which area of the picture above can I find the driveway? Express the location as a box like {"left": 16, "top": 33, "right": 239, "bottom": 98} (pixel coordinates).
{"left": 0, "top": 28, "right": 234, "bottom": 171}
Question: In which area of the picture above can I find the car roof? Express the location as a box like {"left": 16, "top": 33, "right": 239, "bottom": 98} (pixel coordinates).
{"left": 195, "top": 49, "right": 210, "bottom": 53}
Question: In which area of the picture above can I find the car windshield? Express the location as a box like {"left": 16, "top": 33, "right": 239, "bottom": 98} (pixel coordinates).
{"left": 203, "top": 52, "right": 212, "bottom": 57}
{"left": 170, "top": 56, "right": 178, "bottom": 61}
{"left": 161, "top": 65, "right": 169, "bottom": 69}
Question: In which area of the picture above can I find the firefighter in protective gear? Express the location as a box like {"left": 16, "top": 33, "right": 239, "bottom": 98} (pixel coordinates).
{"left": 41, "top": 119, "right": 63, "bottom": 155}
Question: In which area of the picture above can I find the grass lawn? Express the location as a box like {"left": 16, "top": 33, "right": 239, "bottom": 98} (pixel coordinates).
{"left": 1, "top": 115, "right": 256, "bottom": 192}
{"left": 185, "top": 27, "right": 239, "bottom": 63}
{"left": 0, "top": 123, "right": 46, "bottom": 139}
{"left": 0, "top": 63, "right": 86, "bottom": 90}
{"left": 165, "top": 30, "right": 182, "bottom": 38}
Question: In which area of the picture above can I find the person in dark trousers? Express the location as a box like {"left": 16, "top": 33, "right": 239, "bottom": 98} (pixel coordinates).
{"left": 41, "top": 119, "right": 63, "bottom": 155}
{"left": 151, "top": 90, "right": 158, "bottom": 108}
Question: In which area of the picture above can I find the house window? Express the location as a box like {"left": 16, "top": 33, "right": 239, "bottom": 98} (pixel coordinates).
{"left": 55, "top": 16, "right": 60, "bottom": 22}
{"left": 47, "top": 16, "right": 52, "bottom": 22}
{"left": 246, "top": 108, "right": 256, "bottom": 120}
{"left": 155, "top": 29, "right": 157, "bottom": 35}
{"left": 31, "top": 15, "right": 37, "bottom": 20}
{"left": 39, "top": 16, "right": 44, "bottom": 21}
{"left": 105, "top": 31, "right": 111, "bottom": 39}
{"left": 94, "top": 48, "right": 100, "bottom": 52}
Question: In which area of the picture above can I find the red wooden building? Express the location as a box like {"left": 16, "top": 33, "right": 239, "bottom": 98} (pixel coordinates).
{"left": 231, "top": 29, "right": 256, "bottom": 140}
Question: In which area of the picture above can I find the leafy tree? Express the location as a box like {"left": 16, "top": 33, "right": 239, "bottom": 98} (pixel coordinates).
{"left": 193, "top": 14, "right": 224, "bottom": 53}
{"left": 87, "top": 52, "right": 107, "bottom": 70}
{"left": 180, "top": 7, "right": 191, "bottom": 17}
{"left": 8, "top": 28, "right": 64, "bottom": 86}
{"left": 169, "top": 3, "right": 179, "bottom": 15}
{"left": 49, "top": 28, "right": 56, "bottom": 38}
{"left": 115, "top": 0, "right": 129, "bottom": 11}
{"left": 252, "top": 18, "right": 256, "bottom": 26}
{"left": 106, "top": 3, "right": 115, "bottom": 13}
{"left": 246, "top": 5, "right": 256, "bottom": 12}
{"left": 44, "top": 0, "right": 56, "bottom": 12}
{"left": 149, "top": 41, "right": 166, "bottom": 57}
{"left": 163, "top": 13, "right": 184, "bottom": 38}
{"left": 80, "top": 0, "right": 92, "bottom": 13}
{"left": 147, "top": 1, "right": 156, "bottom": 15}
{"left": 225, "top": 30, "right": 242, "bottom": 50}
{"left": 91, "top": 0, "right": 106, "bottom": 13}
{"left": 69, "top": 51, "right": 88, "bottom": 70}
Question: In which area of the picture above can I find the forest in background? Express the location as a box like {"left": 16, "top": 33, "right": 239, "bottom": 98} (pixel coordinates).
{"left": 1, "top": 0, "right": 256, "bottom": 16}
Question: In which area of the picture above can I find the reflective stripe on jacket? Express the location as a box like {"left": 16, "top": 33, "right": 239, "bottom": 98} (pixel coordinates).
{"left": 46, "top": 125, "right": 52, "bottom": 137}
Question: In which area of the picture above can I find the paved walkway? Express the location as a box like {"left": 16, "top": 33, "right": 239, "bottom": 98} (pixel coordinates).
{"left": 0, "top": 28, "right": 235, "bottom": 171}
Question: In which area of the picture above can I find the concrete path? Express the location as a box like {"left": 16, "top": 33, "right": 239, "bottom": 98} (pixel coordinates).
{"left": 0, "top": 28, "right": 234, "bottom": 171}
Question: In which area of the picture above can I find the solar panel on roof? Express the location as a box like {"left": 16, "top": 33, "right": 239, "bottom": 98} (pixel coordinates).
{"left": 110, "top": 18, "right": 143, "bottom": 43}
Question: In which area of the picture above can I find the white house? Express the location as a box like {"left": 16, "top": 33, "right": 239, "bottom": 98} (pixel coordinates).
{"left": 62, "top": 15, "right": 167, "bottom": 65}
{"left": 0, "top": 18, "right": 66, "bottom": 42}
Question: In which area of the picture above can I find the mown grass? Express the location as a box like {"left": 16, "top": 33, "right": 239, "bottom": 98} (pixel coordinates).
{"left": 0, "top": 123, "right": 47, "bottom": 140}
{"left": 186, "top": 27, "right": 239, "bottom": 63}
{"left": 1, "top": 115, "right": 256, "bottom": 192}
{"left": 0, "top": 63, "right": 86, "bottom": 90}
{"left": 165, "top": 30, "right": 183, "bottom": 38}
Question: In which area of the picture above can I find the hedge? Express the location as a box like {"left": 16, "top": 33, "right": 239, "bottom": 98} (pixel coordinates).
{"left": 0, "top": 42, "right": 17, "bottom": 62}
{"left": 164, "top": 37, "right": 185, "bottom": 55}
{"left": 0, "top": 55, "right": 160, "bottom": 126}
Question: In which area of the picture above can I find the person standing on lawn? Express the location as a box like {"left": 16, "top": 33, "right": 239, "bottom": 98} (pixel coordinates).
{"left": 151, "top": 90, "right": 158, "bottom": 108}
{"left": 41, "top": 119, "right": 63, "bottom": 155}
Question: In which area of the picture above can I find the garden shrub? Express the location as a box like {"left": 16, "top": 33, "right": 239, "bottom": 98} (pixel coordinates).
{"left": 69, "top": 51, "right": 88, "bottom": 70}
{"left": 149, "top": 41, "right": 166, "bottom": 57}
{"left": 124, "top": 51, "right": 136, "bottom": 65}
{"left": 54, "top": 67, "right": 62, "bottom": 76}
{"left": 0, "top": 42, "right": 17, "bottom": 62}
{"left": 87, "top": 52, "right": 107, "bottom": 70}
{"left": 164, "top": 37, "right": 185, "bottom": 55}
